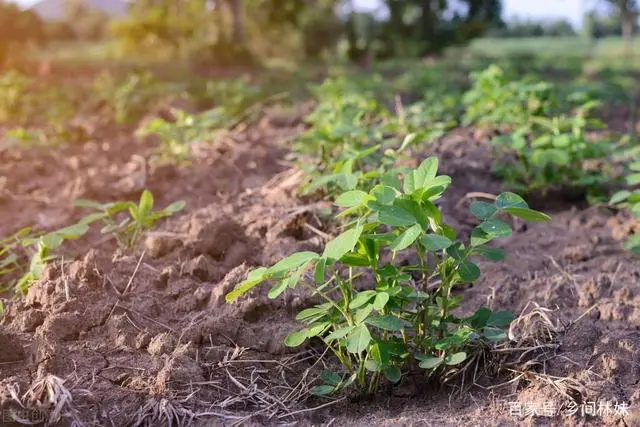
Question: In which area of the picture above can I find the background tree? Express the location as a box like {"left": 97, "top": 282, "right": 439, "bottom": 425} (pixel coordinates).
{"left": 0, "top": 1, "right": 45, "bottom": 67}
{"left": 63, "top": 0, "right": 110, "bottom": 41}
{"left": 605, "top": 0, "right": 639, "bottom": 49}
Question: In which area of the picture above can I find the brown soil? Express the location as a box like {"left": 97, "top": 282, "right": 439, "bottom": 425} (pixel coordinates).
{"left": 1, "top": 104, "right": 639, "bottom": 427}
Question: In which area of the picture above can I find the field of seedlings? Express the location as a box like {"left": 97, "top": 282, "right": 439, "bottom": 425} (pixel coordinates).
{"left": 1, "top": 52, "right": 640, "bottom": 426}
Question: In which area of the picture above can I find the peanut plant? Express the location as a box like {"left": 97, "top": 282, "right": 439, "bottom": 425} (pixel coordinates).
{"left": 490, "top": 101, "right": 613, "bottom": 197}
{"left": 1, "top": 223, "right": 90, "bottom": 294}
{"left": 136, "top": 108, "right": 230, "bottom": 165}
{"left": 92, "top": 70, "right": 162, "bottom": 125}
{"left": 463, "top": 65, "right": 558, "bottom": 130}
{"left": 610, "top": 160, "right": 640, "bottom": 253}
{"left": 76, "top": 189, "right": 185, "bottom": 248}
{"left": 226, "top": 156, "right": 550, "bottom": 395}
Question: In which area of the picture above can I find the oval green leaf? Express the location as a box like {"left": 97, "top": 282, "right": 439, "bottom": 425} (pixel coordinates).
{"left": 346, "top": 323, "right": 372, "bottom": 354}
{"left": 419, "top": 234, "right": 453, "bottom": 252}
{"left": 502, "top": 207, "right": 551, "bottom": 222}
{"left": 390, "top": 224, "right": 422, "bottom": 252}
{"left": 444, "top": 352, "right": 467, "bottom": 366}
{"left": 284, "top": 329, "right": 309, "bottom": 347}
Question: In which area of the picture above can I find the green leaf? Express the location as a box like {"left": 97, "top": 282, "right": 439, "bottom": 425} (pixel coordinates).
{"left": 320, "top": 371, "right": 342, "bottom": 386}
{"left": 139, "top": 190, "right": 154, "bottom": 219}
{"left": 41, "top": 233, "right": 63, "bottom": 250}
{"left": 314, "top": 258, "right": 326, "bottom": 284}
{"left": 340, "top": 253, "right": 370, "bottom": 266}
{"left": 479, "top": 219, "right": 512, "bottom": 238}
{"left": 458, "top": 260, "right": 481, "bottom": 283}
{"left": 325, "top": 326, "right": 352, "bottom": 341}
{"left": 398, "top": 132, "right": 417, "bottom": 151}
{"left": 371, "top": 185, "right": 397, "bottom": 205}
{"left": 403, "top": 157, "right": 439, "bottom": 195}
{"left": 503, "top": 207, "right": 551, "bottom": 222}
{"left": 487, "top": 310, "right": 513, "bottom": 327}
{"left": 483, "top": 327, "right": 507, "bottom": 341}
{"left": 383, "top": 366, "right": 402, "bottom": 383}
{"left": 349, "top": 290, "right": 377, "bottom": 309}
{"left": 627, "top": 173, "right": 640, "bottom": 186}
{"left": 375, "top": 204, "right": 417, "bottom": 227}
{"left": 56, "top": 222, "right": 89, "bottom": 239}
{"left": 269, "top": 260, "right": 310, "bottom": 298}
{"left": 269, "top": 251, "right": 318, "bottom": 276}
{"left": 364, "top": 359, "right": 381, "bottom": 372}
{"left": 347, "top": 323, "right": 372, "bottom": 354}
{"left": 413, "top": 157, "right": 439, "bottom": 188}
{"left": 470, "top": 227, "right": 491, "bottom": 247}
{"left": 472, "top": 247, "right": 505, "bottom": 261}
{"left": 365, "top": 315, "right": 404, "bottom": 331}
{"left": 610, "top": 190, "right": 632, "bottom": 205}
{"left": 74, "top": 199, "right": 105, "bottom": 209}
{"left": 164, "top": 200, "right": 186, "bottom": 214}
{"left": 296, "top": 305, "right": 331, "bottom": 321}
{"left": 444, "top": 352, "right": 467, "bottom": 366}
{"left": 373, "top": 292, "right": 390, "bottom": 311}
{"left": 310, "top": 385, "right": 335, "bottom": 396}
{"left": 389, "top": 224, "right": 422, "bottom": 252}
{"left": 79, "top": 212, "right": 108, "bottom": 224}
{"left": 469, "top": 307, "right": 492, "bottom": 328}
{"left": 446, "top": 242, "right": 466, "bottom": 260}
{"left": 418, "top": 356, "right": 443, "bottom": 369}
{"left": 337, "top": 173, "right": 358, "bottom": 190}
{"left": 284, "top": 329, "right": 308, "bottom": 347}
{"left": 470, "top": 201, "right": 497, "bottom": 221}
{"left": 267, "top": 279, "right": 288, "bottom": 299}
{"left": 225, "top": 268, "right": 268, "bottom": 302}
{"left": 307, "top": 322, "right": 329, "bottom": 337}
{"left": 335, "top": 190, "right": 370, "bottom": 207}
{"left": 419, "top": 234, "right": 453, "bottom": 252}
{"left": 322, "top": 223, "right": 363, "bottom": 261}
{"left": 354, "top": 304, "right": 374, "bottom": 324}
{"left": 495, "top": 192, "right": 528, "bottom": 209}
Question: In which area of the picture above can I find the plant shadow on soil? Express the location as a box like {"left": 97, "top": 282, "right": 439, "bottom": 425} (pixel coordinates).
{"left": 1, "top": 102, "right": 640, "bottom": 426}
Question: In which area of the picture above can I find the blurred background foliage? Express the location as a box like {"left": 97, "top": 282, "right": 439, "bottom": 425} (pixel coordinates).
{"left": 1, "top": 0, "right": 639, "bottom": 71}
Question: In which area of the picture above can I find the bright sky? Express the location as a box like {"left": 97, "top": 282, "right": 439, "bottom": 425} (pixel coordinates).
{"left": 14, "top": 0, "right": 585, "bottom": 27}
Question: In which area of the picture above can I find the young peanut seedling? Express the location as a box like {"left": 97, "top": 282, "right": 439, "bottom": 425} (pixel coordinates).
{"left": 491, "top": 101, "right": 613, "bottom": 198}
{"left": 75, "top": 189, "right": 185, "bottom": 249}
{"left": 136, "top": 108, "right": 230, "bottom": 165}
{"left": 226, "top": 156, "right": 551, "bottom": 395}
{"left": 0, "top": 223, "right": 90, "bottom": 294}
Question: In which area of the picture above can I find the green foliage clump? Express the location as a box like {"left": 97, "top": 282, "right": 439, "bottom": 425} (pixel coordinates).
{"left": 463, "top": 65, "right": 557, "bottom": 129}
{"left": 226, "top": 156, "right": 550, "bottom": 395}
{"left": 463, "top": 65, "right": 614, "bottom": 199}
{"left": 491, "top": 101, "right": 613, "bottom": 197}
{"left": 610, "top": 160, "right": 640, "bottom": 253}
{"left": 136, "top": 108, "right": 229, "bottom": 165}
{"left": 0, "top": 191, "right": 184, "bottom": 294}
{"left": 294, "top": 77, "right": 449, "bottom": 198}
{"left": 0, "top": 71, "right": 33, "bottom": 123}
{"left": 76, "top": 190, "right": 185, "bottom": 249}
{"left": 0, "top": 223, "right": 89, "bottom": 294}
{"left": 0, "top": 71, "right": 78, "bottom": 142}
{"left": 92, "top": 70, "right": 162, "bottom": 125}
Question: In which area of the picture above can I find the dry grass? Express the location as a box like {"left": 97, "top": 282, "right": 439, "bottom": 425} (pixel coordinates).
{"left": 7, "top": 374, "right": 91, "bottom": 426}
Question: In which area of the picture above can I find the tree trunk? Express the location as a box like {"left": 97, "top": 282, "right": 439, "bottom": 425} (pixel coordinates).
{"left": 622, "top": 12, "right": 633, "bottom": 55}
{"left": 226, "top": 0, "right": 244, "bottom": 44}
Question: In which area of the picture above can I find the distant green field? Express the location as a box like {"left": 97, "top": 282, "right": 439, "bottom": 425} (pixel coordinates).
{"left": 468, "top": 36, "right": 594, "bottom": 57}
{"left": 466, "top": 36, "right": 640, "bottom": 70}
